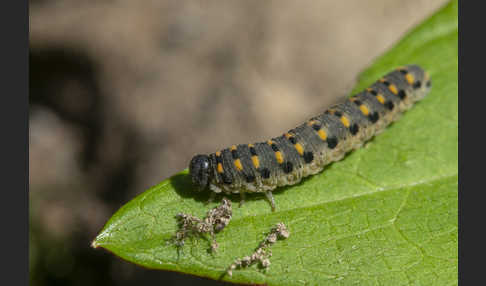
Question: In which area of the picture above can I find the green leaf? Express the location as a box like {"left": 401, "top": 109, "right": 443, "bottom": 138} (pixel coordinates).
{"left": 93, "top": 1, "right": 458, "bottom": 285}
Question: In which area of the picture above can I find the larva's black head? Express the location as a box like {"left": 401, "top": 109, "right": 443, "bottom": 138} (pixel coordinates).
{"left": 189, "top": 154, "right": 213, "bottom": 191}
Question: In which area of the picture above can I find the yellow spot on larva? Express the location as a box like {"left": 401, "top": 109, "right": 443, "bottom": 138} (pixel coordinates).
{"left": 248, "top": 143, "right": 254, "bottom": 148}
{"left": 284, "top": 133, "right": 292, "bottom": 139}
{"left": 217, "top": 163, "right": 223, "bottom": 173}
{"left": 367, "top": 88, "right": 373, "bottom": 92}
{"left": 251, "top": 155, "right": 260, "bottom": 168}
{"left": 230, "top": 145, "right": 237, "bottom": 151}
{"left": 340, "top": 116, "right": 350, "bottom": 127}
{"left": 215, "top": 151, "right": 221, "bottom": 156}
{"left": 234, "top": 159, "right": 243, "bottom": 171}
{"left": 405, "top": 73, "right": 414, "bottom": 85}
{"left": 275, "top": 151, "right": 284, "bottom": 164}
{"left": 376, "top": 95, "right": 386, "bottom": 104}
{"left": 388, "top": 84, "right": 398, "bottom": 95}
{"left": 294, "top": 143, "right": 304, "bottom": 156}
{"left": 359, "top": 105, "right": 369, "bottom": 116}
{"left": 327, "top": 109, "right": 336, "bottom": 115}
{"left": 317, "top": 129, "right": 327, "bottom": 141}
{"left": 349, "top": 97, "right": 358, "bottom": 102}
{"left": 379, "top": 78, "right": 386, "bottom": 83}
{"left": 307, "top": 120, "right": 317, "bottom": 126}
{"left": 267, "top": 140, "right": 273, "bottom": 145}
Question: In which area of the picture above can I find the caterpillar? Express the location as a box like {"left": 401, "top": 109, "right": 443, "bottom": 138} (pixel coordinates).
{"left": 189, "top": 65, "right": 431, "bottom": 211}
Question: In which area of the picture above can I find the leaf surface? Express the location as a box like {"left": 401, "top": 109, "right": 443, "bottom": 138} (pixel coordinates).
{"left": 93, "top": 1, "right": 458, "bottom": 285}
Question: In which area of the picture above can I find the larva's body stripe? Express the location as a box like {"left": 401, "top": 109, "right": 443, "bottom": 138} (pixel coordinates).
{"left": 189, "top": 65, "right": 431, "bottom": 210}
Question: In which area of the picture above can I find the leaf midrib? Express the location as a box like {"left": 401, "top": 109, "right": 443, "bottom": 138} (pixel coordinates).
{"left": 220, "top": 172, "right": 456, "bottom": 222}
{"left": 97, "top": 172, "right": 456, "bottom": 248}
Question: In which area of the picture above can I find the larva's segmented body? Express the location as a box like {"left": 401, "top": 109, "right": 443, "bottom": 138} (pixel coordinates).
{"left": 189, "top": 65, "right": 431, "bottom": 211}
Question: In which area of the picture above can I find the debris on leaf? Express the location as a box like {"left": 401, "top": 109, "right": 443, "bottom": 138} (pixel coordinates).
{"left": 227, "top": 222, "right": 290, "bottom": 276}
{"left": 172, "top": 198, "right": 232, "bottom": 252}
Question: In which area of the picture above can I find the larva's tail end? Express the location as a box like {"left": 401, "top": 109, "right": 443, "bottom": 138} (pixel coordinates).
{"left": 400, "top": 64, "right": 431, "bottom": 101}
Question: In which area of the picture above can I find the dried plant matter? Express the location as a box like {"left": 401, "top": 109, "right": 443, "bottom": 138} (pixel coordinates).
{"left": 227, "top": 223, "right": 290, "bottom": 277}
{"left": 173, "top": 198, "right": 232, "bottom": 252}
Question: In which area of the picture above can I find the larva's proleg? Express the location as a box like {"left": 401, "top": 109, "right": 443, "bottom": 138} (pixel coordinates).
{"left": 189, "top": 65, "right": 431, "bottom": 211}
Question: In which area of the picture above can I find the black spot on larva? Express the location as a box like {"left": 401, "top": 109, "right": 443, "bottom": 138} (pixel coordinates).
{"left": 382, "top": 80, "right": 390, "bottom": 86}
{"left": 385, "top": 101, "right": 394, "bottom": 110}
{"left": 353, "top": 100, "right": 362, "bottom": 106}
{"left": 282, "top": 161, "right": 293, "bottom": 173}
{"left": 413, "top": 81, "right": 422, "bottom": 89}
{"left": 231, "top": 149, "right": 239, "bottom": 159}
{"left": 260, "top": 168, "right": 270, "bottom": 179}
{"left": 270, "top": 143, "right": 279, "bottom": 152}
{"left": 249, "top": 146, "right": 257, "bottom": 156}
{"left": 288, "top": 136, "right": 297, "bottom": 144}
{"left": 426, "top": 80, "right": 431, "bottom": 87}
{"left": 245, "top": 174, "right": 255, "bottom": 183}
{"left": 216, "top": 154, "right": 223, "bottom": 164}
{"left": 369, "top": 112, "right": 379, "bottom": 123}
{"left": 369, "top": 89, "right": 378, "bottom": 96}
{"left": 222, "top": 173, "right": 233, "bottom": 184}
{"left": 312, "top": 123, "right": 321, "bottom": 131}
{"left": 327, "top": 137, "right": 338, "bottom": 149}
{"left": 350, "top": 124, "right": 359, "bottom": 135}
{"left": 398, "top": 90, "right": 406, "bottom": 100}
{"left": 399, "top": 69, "right": 408, "bottom": 75}
{"left": 334, "top": 111, "right": 343, "bottom": 117}
{"left": 303, "top": 151, "right": 314, "bottom": 163}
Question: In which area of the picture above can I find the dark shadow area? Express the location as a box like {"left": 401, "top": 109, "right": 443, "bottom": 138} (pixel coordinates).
{"left": 170, "top": 173, "right": 212, "bottom": 203}
{"left": 170, "top": 172, "right": 272, "bottom": 208}
{"left": 29, "top": 47, "right": 103, "bottom": 169}
{"left": 170, "top": 170, "right": 322, "bottom": 213}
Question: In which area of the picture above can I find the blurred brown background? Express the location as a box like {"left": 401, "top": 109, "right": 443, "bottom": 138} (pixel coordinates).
{"left": 29, "top": 1, "right": 448, "bottom": 285}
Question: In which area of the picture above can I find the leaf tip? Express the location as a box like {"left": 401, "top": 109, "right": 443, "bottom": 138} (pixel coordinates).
{"left": 91, "top": 239, "right": 100, "bottom": 249}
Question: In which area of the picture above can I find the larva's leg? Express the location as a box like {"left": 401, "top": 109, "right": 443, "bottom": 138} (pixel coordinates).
{"left": 264, "top": 191, "right": 276, "bottom": 212}
{"left": 239, "top": 192, "right": 246, "bottom": 208}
